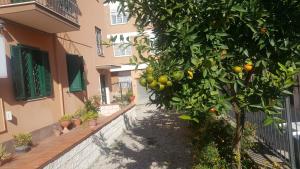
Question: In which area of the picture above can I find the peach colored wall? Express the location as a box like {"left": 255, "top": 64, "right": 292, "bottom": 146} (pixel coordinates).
{"left": 0, "top": 0, "right": 146, "bottom": 143}
{"left": 95, "top": 2, "right": 138, "bottom": 66}
{"left": 0, "top": 21, "right": 62, "bottom": 142}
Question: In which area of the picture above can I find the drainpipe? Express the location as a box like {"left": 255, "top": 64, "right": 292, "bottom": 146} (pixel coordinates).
{"left": 52, "top": 34, "right": 65, "bottom": 116}
{"left": 0, "top": 97, "right": 7, "bottom": 133}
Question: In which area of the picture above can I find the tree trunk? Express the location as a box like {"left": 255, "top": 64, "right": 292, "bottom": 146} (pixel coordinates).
{"left": 232, "top": 103, "right": 246, "bottom": 169}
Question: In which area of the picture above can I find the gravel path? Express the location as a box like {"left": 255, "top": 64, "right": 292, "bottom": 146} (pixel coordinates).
{"left": 90, "top": 105, "right": 193, "bottom": 169}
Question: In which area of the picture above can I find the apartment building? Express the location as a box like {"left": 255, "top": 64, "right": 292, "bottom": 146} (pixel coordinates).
{"left": 0, "top": 0, "right": 147, "bottom": 147}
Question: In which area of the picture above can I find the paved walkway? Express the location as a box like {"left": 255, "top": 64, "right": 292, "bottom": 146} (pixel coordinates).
{"left": 90, "top": 105, "right": 193, "bottom": 169}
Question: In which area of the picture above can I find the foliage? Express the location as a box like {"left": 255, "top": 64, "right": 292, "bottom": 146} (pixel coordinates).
{"left": 59, "top": 115, "right": 72, "bottom": 122}
{"left": 105, "top": 0, "right": 300, "bottom": 168}
{"left": 193, "top": 142, "right": 229, "bottom": 169}
{"left": 80, "top": 111, "right": 98, "bottom": 122}
{"left": 13, "top": 133, "right": 32, "bottom": 147}
{"left": 84, "top": 96, "right": 99, "bottom": 113}
{"left": 192, "top": 116, "right": 257, "bottom": 168}
{"left": 0, "top": 144, "right": 10, "bottom": 160}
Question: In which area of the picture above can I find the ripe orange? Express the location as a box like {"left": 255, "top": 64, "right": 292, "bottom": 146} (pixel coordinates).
{"left": 244, "top": 63, "right": 253, "bottom": 72}
{"left": 139, "top": 78, "right": 147, "bottom": 87}
{"left": 209, "top": 107, "right": 217, "bottom": 113}
{"left": 146, "top": 66, "right": 154, "bottom": 74}
{"left": 158, "top": 75, "right": 168, "bottom": 84}
{"left": 233, "top": 66, "right": 243, "bottom": 73}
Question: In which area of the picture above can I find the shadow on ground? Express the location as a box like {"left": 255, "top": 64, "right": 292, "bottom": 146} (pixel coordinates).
{"left": 91, "top": 107, "right": 193, "bottom": 169}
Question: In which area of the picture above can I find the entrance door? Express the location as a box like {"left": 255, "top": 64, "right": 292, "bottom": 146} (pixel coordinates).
{"left": 100, "top": 75, "right": 107, "bottom": 104}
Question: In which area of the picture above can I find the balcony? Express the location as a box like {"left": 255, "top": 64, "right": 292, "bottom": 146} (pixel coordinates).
{"left": 0, "top": 0, "right": 80, "bottom": 33}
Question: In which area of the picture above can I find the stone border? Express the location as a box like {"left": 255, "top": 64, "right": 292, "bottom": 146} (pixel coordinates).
{"left": 43, "top": 105, "right": 137, "bottom": 169}
{"left": 1, "top": 104, "right": 136, "bottom": 169}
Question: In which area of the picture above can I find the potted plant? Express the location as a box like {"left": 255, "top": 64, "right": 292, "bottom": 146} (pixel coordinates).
{"left": 0, "top": 144, "right": 12, "bottom": 166}
{"left": 72, "top": 110, "right": 83, "bottom": 127}
{"left": 13, "top": 133, "right": 32, "bottom": 153}
{"left": 59, "top": 115, "right": 72, "bottom": 133}
{"left": 81, "top": 111, "right": 98, "bottom": 128}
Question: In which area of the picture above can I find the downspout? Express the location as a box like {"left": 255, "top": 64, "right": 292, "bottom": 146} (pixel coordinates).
{"left": 52, "top": 34, "right": 65, "bottom": 116}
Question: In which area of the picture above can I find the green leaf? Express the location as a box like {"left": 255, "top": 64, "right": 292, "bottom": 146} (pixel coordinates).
{"left": 179, "top": 114, "right": 192, "bottom": 120}
{"left": 263, "top": 117, "right": 273, "bottom": 126}
{"left": 172, "top": 97, "right": 181, "bottom": 102}
{"left": 231, "top": 5, "right": 247, "bottom": 12}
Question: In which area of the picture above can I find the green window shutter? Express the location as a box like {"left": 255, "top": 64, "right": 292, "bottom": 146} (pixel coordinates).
{"left": 80, "top": 56, "right": 86, "bottom": 90}
{"left": 23, "top": 49, "right": 35, "bottom": 98}
{"left": 67, "top": 54, "right": 84, "bottom": 92}
{"left": 10, "top": 45, "right": 26, "bottom": 100}
{"left": 39, "top": 51, "right": 52, "bottom": 96}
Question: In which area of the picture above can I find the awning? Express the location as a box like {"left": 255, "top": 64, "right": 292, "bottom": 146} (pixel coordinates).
{"left": 96, "top": 65, "right": 121, "bottom": 70}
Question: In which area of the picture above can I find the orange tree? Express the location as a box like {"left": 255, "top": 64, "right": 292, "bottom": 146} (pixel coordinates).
{"left": 106, "top": 0, "right": 300, "bottom": 168}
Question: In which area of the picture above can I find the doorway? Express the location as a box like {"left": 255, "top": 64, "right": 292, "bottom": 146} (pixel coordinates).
{"left": 100, "top": 75, "right": 107, "bottom": 104}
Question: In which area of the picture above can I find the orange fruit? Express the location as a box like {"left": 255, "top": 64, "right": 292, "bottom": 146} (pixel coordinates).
{"left": 173, "top": 71, "right": 184, "bottom": 81}
{"left": 233, "top": 66, "right": 243, "bottom": 73}
{"left": 244, "top": 63, "right": 253, "bottom": 72}
{"left": 209, "top": 107, "right": 217, "bottom": 113}
{"left": 146, "top": 66, "right": 154, "bottom": 74}
{"left": 146, "top": 75, "right": 154, "bottom": 83}
{"left": 158, "top": 75, "right": 168, "bottom": 84}
{"left": 139, "top": 78, "right": 147, "bottom": 86}
{"left": 187, "top": 70, "right": 194, "bottom": 79}
{"left": 166, "top": 81, "right": 173, "bottom": 87}
{"left": 149, "top": 80, "right": 158, "bottom": 89}
{"left": 158, "top": 84, "right": 165, "bottom": 91}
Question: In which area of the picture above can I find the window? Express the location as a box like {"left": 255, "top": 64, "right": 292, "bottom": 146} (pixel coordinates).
{"left": 113, "top": 43, "right": 132, "bottom": 57}
{"left": 66, "top": 54, "right": 86, "bottom": 92}
{"left": 11, "top": 45, "right": 52, "bottom": 100}
{"left": 95, "top": 27, "right": 103, "bottom": 56}
{"left": 111, "top": 12, "right": 128, "bottom": 25}
{"left": 110, "top": 2, "right": 128, "bottom": 25}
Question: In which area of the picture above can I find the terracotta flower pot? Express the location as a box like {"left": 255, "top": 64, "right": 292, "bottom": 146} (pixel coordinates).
{"left": 60, "top": 120, "right": 71, "bottom": 133}
{"left": 72, "top": 118, "right": 81, "bottom": 127}
{"left": 88, "top": 119, "right": 97, "bottom": 129}
{"left": 130, "top": 96, "right": 135, "bottom": 102}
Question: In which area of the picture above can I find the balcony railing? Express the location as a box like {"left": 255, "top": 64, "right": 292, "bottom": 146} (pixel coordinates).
{"left": 0, "top": 0, "right": 79, "bottom": 24}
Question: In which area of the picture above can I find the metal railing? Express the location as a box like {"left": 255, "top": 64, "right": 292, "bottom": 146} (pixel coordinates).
{"left": 0, "top": 0, "right": 79, "bottom": 23}
{"left": 111, "top": 82, "right": 133, "bottom": 105}
{"left": 236, "top": 75, "right": 300, "bottom": 169}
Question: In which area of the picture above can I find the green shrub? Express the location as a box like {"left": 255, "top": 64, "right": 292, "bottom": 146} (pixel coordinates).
{"left": 193, "top": 142, "right": 229, "bottom": 169}
{"left": 13, "top": 133, "right": 32, "bottom": 147}
{"left": 80, "top": 111, "right": 98, "bottom": 122}
{"left": 59, "top": 115, "right": 72, "bottom": 122}
{"left": 84, "top": 97, "right": 99, "bottom": 113}
{"left": 0, "top": 144, "right": 10, "bottom": 160}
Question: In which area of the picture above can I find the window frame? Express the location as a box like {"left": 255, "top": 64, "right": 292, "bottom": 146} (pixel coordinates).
{"left": 112, "top": 42, "right": 132, "bottom": 57}
{"left": 10, "top": 45, "right": 52, "bottom": 101}
{"left": 95, "top": 27, "right": 103, "bottom": 56}
{"left": 110, "top": 9, "right": 128, "bottom": 25}
{"left": 66, "top": 54, "right": 86, "bottom": 93}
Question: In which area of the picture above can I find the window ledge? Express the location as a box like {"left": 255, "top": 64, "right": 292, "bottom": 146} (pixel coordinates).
{"left": 113, "top": 55, "right": 131, "bottom": 57}
{"left": 110, "top": 22, "right": 128, "bottom": 26}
